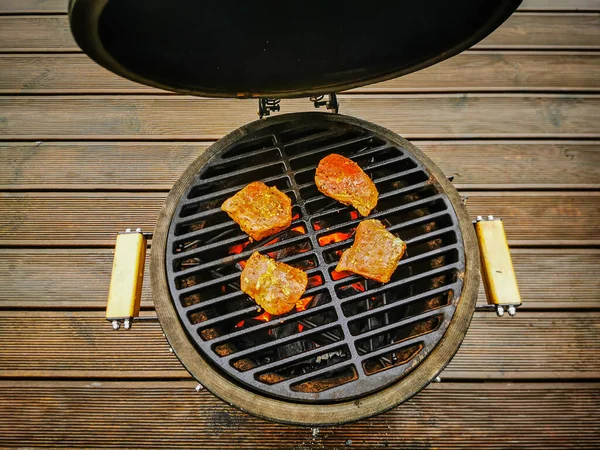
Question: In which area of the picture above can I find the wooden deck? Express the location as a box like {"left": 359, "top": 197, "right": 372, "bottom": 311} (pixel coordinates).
{"left": 0, "top": 1, "right": 599, "bottom": 448}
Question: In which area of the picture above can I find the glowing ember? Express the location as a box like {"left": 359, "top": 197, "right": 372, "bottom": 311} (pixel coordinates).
{"left": 292, "top": 212, "right": 300, "bottom": 220}
{"left": 229, "top": 241, "right": 250, "bottom": 255}
{"left": 331, "top": 270, "right": 352, "bottom": 281}
{"left": 313, "top": 222, "right": 322, "bottom": 231}
{"left": 318, "top": 230, "right": 353, "bottom": 246}
{"left": 350, "top": 211, "right": 359, "bottom": 220}
{"left": 298, "top": 323, "right": 305, "bottom": 332}
{"left": 255, "top": 311, "right": 272, "bottom": 322}
{"left": 352, "top": 282, "right": 366, "bottom": 292}
{"left": 307, "top": 275, "right": 323, "bottom": 288}
{"left": 295, "top": 296, "right": 314, "bottom": 312}
{"left": 234, "top": 320, "right": 245, "bottom": 328}
{"left": 290, "top": 225, "right": 306, "bottom": 234}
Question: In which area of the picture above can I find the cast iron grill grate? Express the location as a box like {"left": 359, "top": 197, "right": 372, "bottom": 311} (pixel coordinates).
{"left": 166, "top": 116, "right": 465, "bottom": 402}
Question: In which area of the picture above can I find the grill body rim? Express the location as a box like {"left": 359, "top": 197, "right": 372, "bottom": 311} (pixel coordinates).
{"left": 151, "top": 112, "right": 480, "bottom": 426}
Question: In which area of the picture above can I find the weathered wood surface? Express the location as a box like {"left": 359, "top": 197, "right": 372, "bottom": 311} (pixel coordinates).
{"left": 2, "top": 0, "right": 598, "bottom": 13}
{"left": 2, "top": 52, "right": 599, "bottom": 94}
{"left": 0, "top": 381, "right": 597, "bottom": 449}
{"left": 1, "top": 192, "right": 598, "bottom": 246}
{"left": 0, "top": 5, "right": 599, "bottom": 448}
{"left": 1, "top": 140, "right": 598, "bottom": 190}
{"left": 2, "top": 13, "right": 599, "bottom": 52}
{"left": 3, "top": 248, "right": 598, "bottom": 310}
{"left": 1, "top": 95, "right": 599, "bottom": 140}
{"left": 0, "top": 311, "right": 597, "bottom": 380}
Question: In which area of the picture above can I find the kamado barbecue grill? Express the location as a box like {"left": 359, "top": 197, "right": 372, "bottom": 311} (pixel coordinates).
{"left": 70, "top": 0, "right": 523, "bottom": 426}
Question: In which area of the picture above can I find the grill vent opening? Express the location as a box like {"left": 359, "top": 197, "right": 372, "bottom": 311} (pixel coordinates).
{"left": 166, "top": 116, "right": 465, "bottom": 403}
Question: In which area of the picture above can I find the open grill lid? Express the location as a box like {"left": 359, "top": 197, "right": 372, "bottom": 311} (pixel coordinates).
{"left": 69, "top": 0, "right": 521, "bottom": 98}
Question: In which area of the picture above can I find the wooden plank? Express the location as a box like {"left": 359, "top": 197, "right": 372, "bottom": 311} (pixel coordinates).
{"left": 0, "top": 249, "right": 155, "bottom": 309}
{"left": 520, "top": 0, "right": 600, "bottom": 11}
{"left": 1, "top": 14, "right": 599, "bottom": 52}
{"left": 2, "top": 52, "right": 599, "bottom": 94}
{"left": 0, "top": 0, "right": 67, "bottom": 13}
{"left": 0, "top": 142, "right": 209, "bottom": 190}
{"left": 2, "top": 248, "right": 598, "bottom": 310}
{"left": 0, "top": 16, "right": 75, "bottom": 52}
{"left": 3, "top": 140, "right": 598, "bottom": 191}
{"left": 478, "top": 13, "right": 600, "bottom": 49}
{"left": 1, "top": 95, "right": 598, "bottom": 140}
{"left": 0, "top": 311, "right": 597, "bottom": 380}
{"left": 0, "top": 381, "right": 597, "bottom": 448}
{"left": 1, "top": 192, "right": 597, "bottom": 246}
{"left": 2, "top": 0, "right": 598, "bottom": 13}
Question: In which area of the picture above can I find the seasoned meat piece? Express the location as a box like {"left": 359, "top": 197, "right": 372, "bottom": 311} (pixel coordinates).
{"left": 315, "top": 154, "right": 378, "bottom": 216}
{"left": 241, "top": 252, "right": 308, "bottom": 316}
{"left": 221, "top": 181, "right": 292, "bottom": 241}
{"left": 335, "top": 219, "right": 406, "bottom": 283}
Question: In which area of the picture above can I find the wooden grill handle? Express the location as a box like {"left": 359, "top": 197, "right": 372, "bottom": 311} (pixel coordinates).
{"left": 106, "top": 228, "right": 148, "bottom": 330}
{"left": 474, "top": 216, "right": 522, "bottom": 317}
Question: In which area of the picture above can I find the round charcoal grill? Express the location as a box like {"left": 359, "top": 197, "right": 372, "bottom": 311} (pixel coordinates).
{"left": 151, "top": 114, "right": 480, "bottom": 424}
{"left": 163, "top": 114, "right": 466, "bottom": 403}
{"left": 69, "top": 0, "right": 521, "bottom": 427}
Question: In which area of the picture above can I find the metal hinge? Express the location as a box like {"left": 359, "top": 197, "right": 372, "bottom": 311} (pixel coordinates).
{"left": 257, "top": 98, "right": 281, "bottom": 119}
{"left": 257, "top": 93, "right": 340, "bottom": 119}
{"left": 310, "top": 93, "right": 339, "bottom": 114}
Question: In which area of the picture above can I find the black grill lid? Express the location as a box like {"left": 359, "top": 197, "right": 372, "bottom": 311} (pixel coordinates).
{"left": 69, "top": 0, "right": 521, "bottom": 98}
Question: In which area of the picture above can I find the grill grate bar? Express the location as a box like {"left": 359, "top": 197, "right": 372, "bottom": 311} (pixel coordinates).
{"left": 304, "top": 179, "right": 431, "bottom": 217}
{"left": 178, "top": 271, "right": 240, "bottom": 294}
{"left": 346, "top": 284, "right": 457, "bottom": 323}
{"left": 165, "top": 116, "right": 465, "bottom": 402}
{"left": 247, "top": 341, "right": 347, "bottom": 377}
{"left": 198, "top": 160, "right": 284, "bottom": 184}
{"left": 287, "top": 135, "right": 386, "bottom": 162}
{"left": 181, "top": 173, "right": 291, "bottom": 208}
{"left": 307, "top": 192, "right": 444, "bottom": 223}
{"left": 323, "top": 243, "right": 460, "bottom": 281}
{"left": 403, "top": 225, "right": 457, "bottom": 245}
{"left": 177, "top": 185, "right": 294, "bottom": 227}
{"left": 205, "top": 303, "right": 335, "bottom": 344}
{"left": 335, "top": 262, "right": 461, "bottom": 305}
{"left": 222, "top": 323, "right": 340, "bottom": 362}
{"left": 182, "top": 280, "right": 326, "bottom": 315}
{"left": 277, "top": 134, "right": 366, "bottom": 368}
{"left": 280, "top": 360, "right": 355, "bottom": 390}
{"left": 353, "top": 308, "right": 445, "bottom": 342}
{"left": 193, "top": 305, "right": 259, "bottom": 330}
{"left": 172, "top": 233, "right": 310, "bottom": 278}
{"left": 283, "top": 128, "right": 348, "bottom": 148}
{"left": 315, "top": 209, "right": 450, "bottom": 248}
{"left": 357, "top": 330, "right": 441, "bottom": 362}
{"left": 181, "top": 290, "right": 246, "bottom": 313}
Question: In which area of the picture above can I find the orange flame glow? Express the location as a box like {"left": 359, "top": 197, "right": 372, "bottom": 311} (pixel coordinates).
{"left": 290, "top": 225, "right": 306, "bottom": 234}
{"left": 352, "top": 282, "right": 366, "bottom": 292}
{"left": 229, "top": 241, "right": 250, "bottom": 255}
{"left": 235, "top": 320, "right": 245, "bottom": 328}
{"left": 255, "top": 311, "right": 272, "bottom": 322}
{"left": 331, "top": 269, "right": 352, "bottom": 281}
{"left": 318, "top": 231, "right": 353, "bottom": 246}
{"left": 295, "top": 296, "right": 314, "bottom": 312}
{"left": 350, "top": 211, "right": 359, "bottom": 220}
